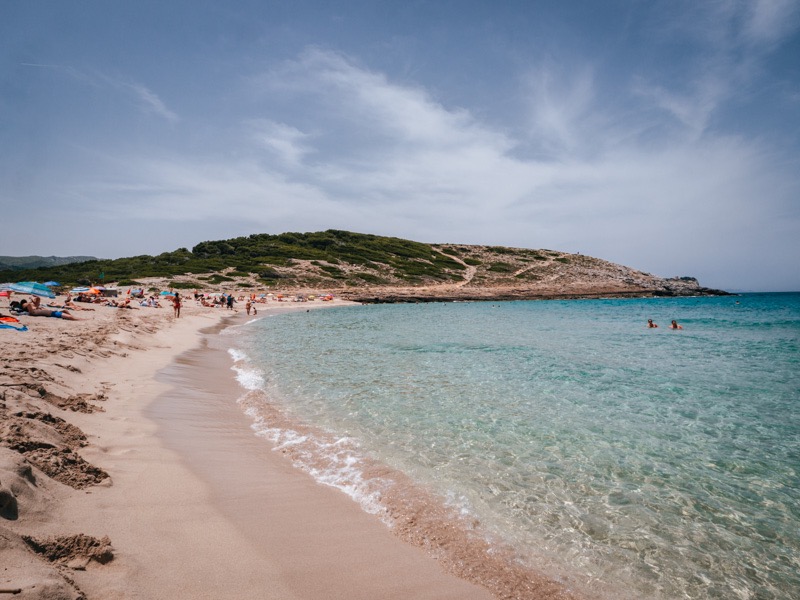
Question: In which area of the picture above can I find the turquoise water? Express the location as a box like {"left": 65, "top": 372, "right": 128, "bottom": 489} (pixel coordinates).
{"left": 226, "top": 294, "right": 800, "bottom": 599}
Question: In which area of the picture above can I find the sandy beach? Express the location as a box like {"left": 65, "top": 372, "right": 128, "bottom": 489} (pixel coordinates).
{"left": 0, "top": 296, "right": 505, "bottom": 599}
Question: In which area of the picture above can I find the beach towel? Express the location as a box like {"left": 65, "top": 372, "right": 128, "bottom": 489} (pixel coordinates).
{"left": 0, "top": 315, "right": 21, "bottom": 323}
{"left": 0, "top": 322, "right": 28, "bottom": 331}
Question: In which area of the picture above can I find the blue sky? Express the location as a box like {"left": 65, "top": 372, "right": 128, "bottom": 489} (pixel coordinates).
{"left": 2, "top": 1, "right": 799, "bottom": 291}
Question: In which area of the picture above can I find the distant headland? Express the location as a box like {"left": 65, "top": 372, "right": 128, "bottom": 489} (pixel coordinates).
{"left": 0, "top": 230, "right": 729, "bottom": 302}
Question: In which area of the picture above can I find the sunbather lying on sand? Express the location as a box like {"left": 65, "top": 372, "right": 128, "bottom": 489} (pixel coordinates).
{"left": 20, "top": 298, "right": 81, "bottom": 320}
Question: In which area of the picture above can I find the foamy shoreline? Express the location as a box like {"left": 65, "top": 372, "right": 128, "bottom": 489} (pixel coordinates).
{"left": 185, "top": 304, "right": 583, "bottom": 600}
{"left": 0, "top": 298, "right": 505, "bottom": 599}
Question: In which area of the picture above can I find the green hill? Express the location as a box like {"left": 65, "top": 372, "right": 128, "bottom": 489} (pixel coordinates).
{"left": 0, "top": 255, "right": 97, "bottom": 272}
{"left": 0, "top": 231, "right": 463, "bottom": 287}
{"left": 0, "top": 230, "right": 726, "bottom": 300}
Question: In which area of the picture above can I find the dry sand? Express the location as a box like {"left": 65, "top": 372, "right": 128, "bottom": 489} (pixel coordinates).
{"left": 0, "top": 296, "right": 498, "bottom": 599}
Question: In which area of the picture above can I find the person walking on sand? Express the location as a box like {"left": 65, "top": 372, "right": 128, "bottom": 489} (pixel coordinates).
{"left": 245, "top": 299, "right": 252, "bottom": 315}
{"left": 173, "top": 292, "right": 181, "bottom": 318}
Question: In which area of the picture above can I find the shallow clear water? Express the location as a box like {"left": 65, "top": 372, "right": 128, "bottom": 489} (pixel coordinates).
{"left": 227, "top": 294, "right": 800, "bottom": 599}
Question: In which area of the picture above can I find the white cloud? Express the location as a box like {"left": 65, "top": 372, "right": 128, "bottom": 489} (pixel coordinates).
{"left": 13, "top": 45, "right": 796, "bottom": 290}
{"left": 265, "top": 48, "right": 514, "bottom": 153}
{"left": 744, "top": 0, "right": 800, "bottom": 46}
{"left": 19, "top": 62, "right": 178, "bottom": 122}
{"left": 124, "top": 82, "right": 179, "bottom": 122}
{"left": 248, "top": 119, "right": 312, "bottom": 166}
{"left": 631, "top": 1, "right": 800, "bottom": 139}
{"left": 522, "top": 61, "right": 597, "bottom": 155}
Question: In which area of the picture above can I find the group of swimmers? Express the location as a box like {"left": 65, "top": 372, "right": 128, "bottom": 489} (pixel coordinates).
{"left": 647, "top": 319, "right": 683, "bottom": 329}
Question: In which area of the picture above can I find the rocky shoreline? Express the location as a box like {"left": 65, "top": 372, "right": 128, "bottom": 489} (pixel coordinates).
{"left": 343, "top": 287, "right": 731, "bottom": 304}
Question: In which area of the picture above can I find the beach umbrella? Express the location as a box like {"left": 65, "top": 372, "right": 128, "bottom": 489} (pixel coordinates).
{"left": 44, "top": 281, "right": 60, "bottom": 287}
{"left": 71, "top": 287, "right": 91, "bottom": 293}
{"left": 4, "top": 281, "right": 56, "bottom": 299}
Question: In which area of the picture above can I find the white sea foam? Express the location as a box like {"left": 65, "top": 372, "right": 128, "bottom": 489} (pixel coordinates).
{"left": 239, "top": 400, "right": 389, "bottom": 520}
{"left": 227, "top": 347, "right": 248, "bottom": 363}
{"left": 227, "top": 295, "right": 800, "bottom": 600}
{"left": 227, "top": 348, "right": 265, "bottom": 390}
{"left": 232, "top": 366, "right": 264, "bottom": 391}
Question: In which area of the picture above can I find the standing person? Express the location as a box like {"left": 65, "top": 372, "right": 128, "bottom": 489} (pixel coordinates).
{"left": 226, "top": 294, "right": 235, "bottom": 310}
{"left": 173, "top": 292, "right": 181, "bottom": 318}
{"left": 245, "top": 299, "right": 252, "bottom": 315}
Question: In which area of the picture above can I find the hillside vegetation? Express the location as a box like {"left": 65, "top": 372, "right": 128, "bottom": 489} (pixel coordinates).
{"left": 0, "top": 230, "right": 727, "bottom": 301}
{"left": 0, "top": 255, "right": 97, "bottom": 272}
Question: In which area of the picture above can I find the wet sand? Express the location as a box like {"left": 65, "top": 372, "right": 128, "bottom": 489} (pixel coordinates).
{"left": 1, "top": 299, "right": 494, "bottom": 599}
{"left": 148, "top": 316, "right": 494, "bottom": 599}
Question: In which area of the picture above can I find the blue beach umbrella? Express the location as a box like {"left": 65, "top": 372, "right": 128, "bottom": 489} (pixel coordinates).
{"left": 5, "top": 281, "right": 56, "bottom": 299}
{"left": 71, "top": 287, "right": 91, "bottom": 293}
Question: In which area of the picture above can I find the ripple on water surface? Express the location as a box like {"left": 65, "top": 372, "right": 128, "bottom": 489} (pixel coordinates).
{"left": 227, "top": 294, "right": 800, "bottom": 600}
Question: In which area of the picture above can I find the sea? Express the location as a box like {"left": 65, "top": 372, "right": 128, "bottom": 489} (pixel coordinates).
{"left": 221, "top": 293, "right": 799, "bottom": 600}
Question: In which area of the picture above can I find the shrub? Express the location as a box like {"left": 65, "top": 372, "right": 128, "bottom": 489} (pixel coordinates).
{"left": 487, "top": 262, "right": 515, "bottom": 273}
{"left": 258, "top": 269, "right": 284, "bottom": 280}
{"left": 208, "top": 274, "right": 234, "bottom": 284}
{"left": 353, "top": 272, "right": 388, "bottom": 284}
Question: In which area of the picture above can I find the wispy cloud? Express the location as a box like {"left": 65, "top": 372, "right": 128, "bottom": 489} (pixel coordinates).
{"left": 521, "top": 61, "right": 597, "bottom": 155}
{"left": 122, "top": 82, "right": 179, "bottom": 122}
{"left": 632, "top": 1, "right": 799, "bottom": 138}
{"left": 744, "top": 0, "right": 800, "bottom": 46}
{"left": 20, "top": 62, "right": 178, "bottom": 122}
{"left": 73, "top": 49, "right": 796, "bottom": 262}
{"left": 248, "top": 119, "right": 312, "bottom": 166}
{"left": 16, "top": 35, "right": 798, "bottom": 289}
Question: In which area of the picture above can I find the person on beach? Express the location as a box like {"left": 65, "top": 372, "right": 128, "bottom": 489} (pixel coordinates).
{"left": 647, "top": 319, "right": 658, "bottom": 328}
{"left": 245, "top": 299, "right": 252, "bottom": 315}
{"left": 19, "top": 298, "right": 80, "bottom": 320}
{"left": 669, "top": 320, "right": 683, "bottom": 330}
{"left": 52, "top": 293, "right": 95, "bottom": 311}
{"left": 226, "top": 294, "right": 235, "bottom": 310}
{"left": 173, "top": 292, "right": 181, "bottom": 318}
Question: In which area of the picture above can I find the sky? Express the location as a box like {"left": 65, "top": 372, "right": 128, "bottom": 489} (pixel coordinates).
{"left": 2, "top": 1, "right": 799, "bottom": 291}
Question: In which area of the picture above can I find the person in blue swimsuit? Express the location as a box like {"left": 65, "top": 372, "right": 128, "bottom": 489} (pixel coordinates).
{"left": 20, "top": 298, "right": 80, "bottom": 320}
